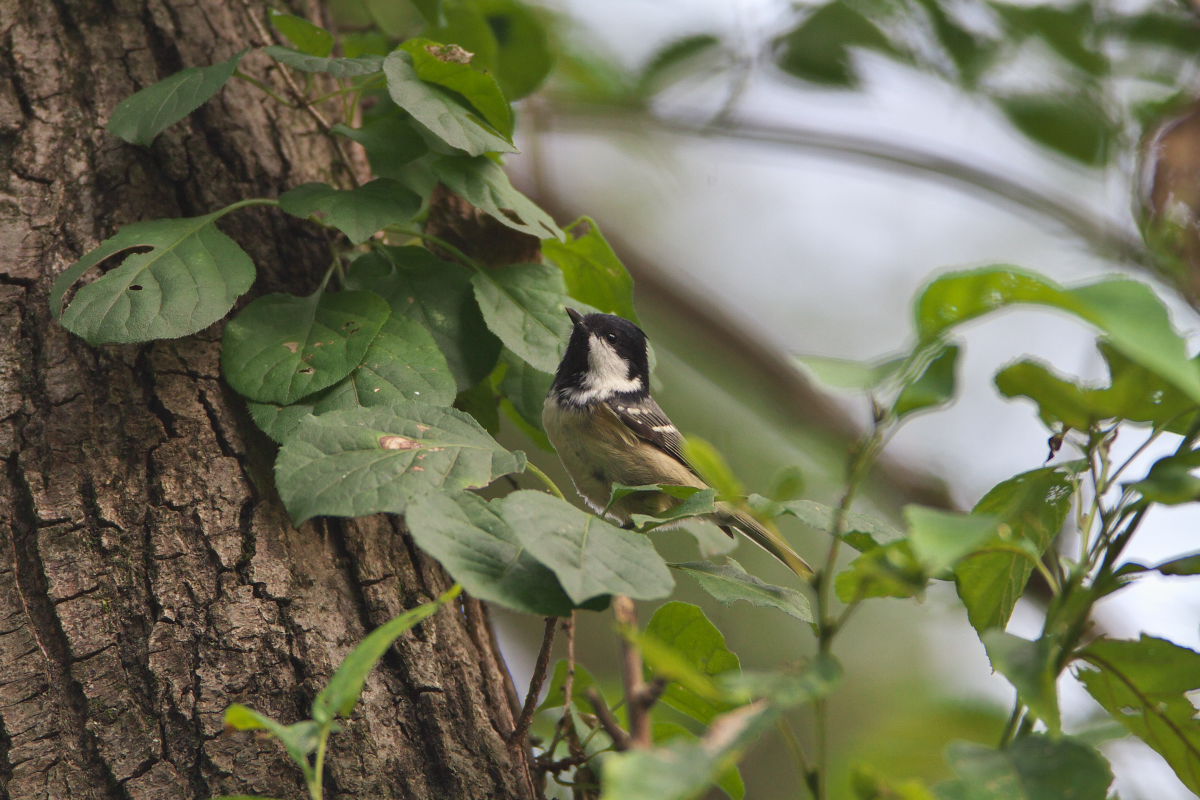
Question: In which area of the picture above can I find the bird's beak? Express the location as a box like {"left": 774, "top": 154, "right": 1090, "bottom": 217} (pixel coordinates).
{"left": 565, "top": 307, "right": 584, "bottom": 327}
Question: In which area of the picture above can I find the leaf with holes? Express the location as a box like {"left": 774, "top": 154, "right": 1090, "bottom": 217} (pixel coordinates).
{"left": 50, "top": 213, "right": 256, "bottom": 344}
{"left": 497, "top": 490, "right": 674, "bottom": 604}
{"left": 275, "top": 405, "right": 525, "bottom": 524}
{"left": 472, "top": 262, "right": 571, "bottom": 373}
{"left": 433, "top": 155, "right": 563, "bottom": 239}
{"left": 383, "top": 49, "right": 514, "bottom": 155}
{"left": 264, "top": 46, "right": 385, "bottom": 77}
{"left": 222, "top": 289, "right": 389, "bottom": 405}
{"left": 279, "top": 179, "right": 421, "bottom": 244}
{"left": 247, "top": 313, "right": 456, "bottom": 443}
{"left": 107, "top": 50, "right": 249, "bottom": 145}
{"left": 401, "top": 38, "right": 514, "bottom": 138}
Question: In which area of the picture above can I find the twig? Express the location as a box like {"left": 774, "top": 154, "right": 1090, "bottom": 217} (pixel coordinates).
{"left": 612, "top": 596, "right": 653, "bottom": 747}
{"left": 509, "top": 616, "right": 558, "bottom": 746}
{"left": 585, "top": 687, "right": 632, "bottom": 751}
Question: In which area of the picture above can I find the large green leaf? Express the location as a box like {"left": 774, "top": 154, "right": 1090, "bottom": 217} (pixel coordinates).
{"left": 498, "top": 350, "right": 553, "bottom": 432}
{"left": 221, "top": 289, "right": 389, "bottom": 405}
{"left": 1077, "top": 635, "right": 1200, "bottom": 794}
{"left": 543, "top": 217, "right": 638, "bottom": 322}
{"left": 405, "top": 492, "right": 577, "bottom": 616}
{"left": 915, "top": 268, "right": 1200, "bottom": 405}
{"left": 311, "top": 585, "right": 460, "bottom": 723}
{"left": 50, "top": 213, "right": 255, "bottom": 344}
{"left": 982, "top": 631, "right": 1061, "bottom": 735}
{"left": 433, "top": 155, "right": 563, "bottom": 239}
{"left": 383, "top": 49, "right": 514, "bottom": 156}
{"left": 401, "top": 38, "right": 514, "bottom": 138}
{"left": 275, "top": 405, "right": 525, "bottom": 524}
{"left": 332, "top": 114, "right": 429, "bottom": 179}
{"left": 934, "top": 736, "right": 1111, "bottom": 799}
{"left": 671, "top": 560, "right": 812, "bottom": 622}
{"left": 279, "top": 179, "right": 421, "bottom": 244}
{"left": 775, "top": 1, "right": 900, "bottom": 87}
{"left": 497, "top": 490, "right": 674, "bottom": 604}
{"left": 263, "top": 46, "right": 385, "bottom": 77}
{"left": 472, "top": 262, "right": 571, "bottom": 372}
{"left": 107, "top": 50, "right": 248, "bottom": 145}
{"left": 247, "top": 314, "right": 457, "bottom": 443}
{"left": 643, "top": 601, "right": 741, "bottom": 725}
{"left": 474, "top": 0, "right": 554, "bottom": 99}
{"left": 955, "top": 465, "right": 1076, "bottom": 634}
{"left": 652, "top": 722, "right": 745, "bottom": 800}
{"left": 906, "top": 506, "right": 998, "bottom": 574}
{"left": 345, "top": 247, "right": 501, "bottom": 389}
{"left": 836, "top": 541, "right": 926, "bottom": 603}
{"left": 269, "top": 10, "right": 333, "bottom": 57}
{"left": 894, "top": 344, "right": 960, "bottom": 418}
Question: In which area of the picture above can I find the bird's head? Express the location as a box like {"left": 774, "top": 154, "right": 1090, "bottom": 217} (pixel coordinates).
{"left": 553, "top": 308, "right": 650, "bottom": 404}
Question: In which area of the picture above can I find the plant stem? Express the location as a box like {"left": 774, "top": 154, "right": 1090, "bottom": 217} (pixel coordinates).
{"left": 234, "top": 69, "right": 297, "bottom": 107}
{"left": 527, "top": 462, "right": 567, "bottom": 501}
{"left": 216, "top": 196, "right": 281, "bottom": 218}
{"left": 613, "top": 596, "right": 653, "bottom": 748}
{"left": 308, "top": 725, "right": 331, "bottom": 800}
{"left": 386, "top": 226, "right": 489, "bottom": 274}
{"left": 509, "top": 616, "right": 559, "bottom": 746}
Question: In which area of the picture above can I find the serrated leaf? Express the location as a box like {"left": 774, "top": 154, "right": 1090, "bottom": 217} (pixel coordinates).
{"left": 543, "top": 217, "right": 638, "bottom": 322}
{"left": 472, "top": 262, "right": 571, "bottom": 372}
{"left": 279, "top": 179, "right": 421, "bottom": 244}
{"left": 247, "top": 314, "right": 456, "bottom": 442}
{"left": 934, "top": 736, "right": 1112, "bottom": 799}
{"left": 642, "top": 601, "right": 741, "bottom": 725}
{"left": 955, "top": 465, "right": 1076, "bottom": 633}
{"left": 915, "top": 268, "right": 1200, "bottom": 405}
{"left": 1077, "top": 635, "right": 1200, "bottom": 795}
{"left": 332, "top": 113, "right": 429, "bottom": 179}
{"left": 672, "top": 559, "right": 811, "bottom": 621}
{"left": 50, "top": 213, "right": 255, "bottom": 344}
{"left": 982, "top": 631, "right": 1061, "bottom": 735}
{"left": 996, "top": 92, "right": 1113, "bottom": 166}
{"left": 405, "top": 491, "right": 577, "bottom": 616}
{"left": 263, "top": 46, "right": 385, "bottom": 76}
{"left": 221, "top": 289, "right": 389, "bottom": 405}
{"left": 107, "top": 50, "right": 248, "bottom": 145}
{"left": 275, "top": 405, "right": 526, "bottom": 524}
{"left": 775, "top": 1, "right": 900, "bottom": 87}
{"left": 432, "top": 155, "right": 563, "bottom": 239}
{"left": 401, "top": 38, "right": 514, "bottom": 138}
{"left": 269, "top": 11, "right": 333, "bottom": 57}
{"left": 497, "top": 490, "right": 673, "bottom": 604}
{"left": 223, "top": 705, "right": 319, "bottom": 780}
{"left": 345, "top": 247, "right": 500, "bottom": 389}
{"left": 894, "top": 344, "right": 960, "bottom": 418}
{"left": 383, "top": 49, "right": 514, "bottom": 155}
{"left": 311, "top": 585, "right": 460, "bottom": 723}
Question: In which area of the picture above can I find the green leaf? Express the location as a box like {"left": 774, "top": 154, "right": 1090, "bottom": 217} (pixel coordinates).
{"left": 275, "top": 405, "right": 526, "bottom": 524}
{"left": 345, "top": 247, "right": 501, "bottom": 389}
{"left": 537, "top": 659, "right": 602, "bottom": 715}
{"left": 50, "top": 213, "right": 255, "bottom": 344}
{"left": 955, "top": 465, "right": 1077, "bottom": 633}
{"left": 982, "top": 631, "right": 1060, "bottom": 735}
{"left": 720, "top": 653, "right": 842, "bottom": 708}
{"left": 794, "top": 354, "right": 904, "bottom": 390}
{"left": 991, "top": 2, "right": 1107, "bottom": 76}
{"left": 221, "top": 289, "right": 389, "bottom": 405}
{"left": 1129, "top": 449, "right": 1200, "bottom": 505}
{"left": 263, "top": 46, "right": 385, "bottom": 77}
{"left": 269, "top": 10, "right": 333, "bottom": 57}
{"left": 471, "top": 262, "right": 571, "bottom": 373}
{"left": 311, "top": 585, "right": 460, "bottom": 723}
{"left": 642, "top": 601, "right": 741, "bottom": 725}
{"left": 498, "top": 491, "right": 674, "bottom": 604}
{"left": 405, "top": 491, "right": 577, "bottom": 616}
{"left": 630, "top": 489, "right": 717, "bottom": 531}
{"left": 383, "top": 49, "right": 514, "bottom": 156}
{"left": 915, "top": 268, "right": 1200, "bottom": 405}
{"left": 995, "top": 359, "right": 1105, "bottom": 431}
{"left": 279, "top": 179, "right": 421, "bottom": 244}
{"left": 934, "top": 736, "right": 1112, "bottom": 799}
{"left": 432, "top": 155, "right": 563, "bottom": 239}
{"left": 223, "top": 705, "right": 319, "bottom": 780}
{"left": 775, "top": 1, "right": 900, "bottom": 87}
{"left": 333, "top": 114, "right": 429, "bottom": 179}
{"left": 107, "top": 50, "right": 248, "bottom": 145}
{"left": 543, "top": 217, "right": 638, "bottom": 322}
{"left": 1149, "top": 552, "right": 1200, "bottom": 576}
{"left": 835, "top": 541, "right": 926, "bottom": 603}
{"left": 652, "top": 722, "right": 746, "bottom": 800}
{"left": 498, "top": 350, "right": 553, "bottom": 432}
{"left": 766, "top": 466, "right": 806, "bottom": 502}
{"left": 400, "top": 38, "right": 514, "bottom": 139}
{"left": 1077, "top": 635, "right": 1200, "bottom": 795}
{"left": 905, "top": 506, "right": 998, "bottom": 574}
{"left": 894, "top": 344, "right": 960, "bottom": 418}
{"left": 681, "top": 437, "right": 744, "bottom": 499}
{"left": 753, "top": 496, "right": 904, "bottom": 551}
{"left": 671, "top": 559, "right": 812, "bottom": 621}
{"left": 246, "top": 314, "right": 457, "bottom": 443}
{"left": 852, "top": 766, "right": 937, "bottom": 800}
{"left": 995, "top": 93, "right": 1113, "bottom": 166}
{"left": 473, "top": 0, "right": 554, "bottom": 100}
{"left": 638, "top": 34, "right": 724, "bottom": 98}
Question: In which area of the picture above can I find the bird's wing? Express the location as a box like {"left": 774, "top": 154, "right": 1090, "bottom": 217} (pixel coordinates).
{"left": 602, "top": 396, "right": 701, "bottom": 479}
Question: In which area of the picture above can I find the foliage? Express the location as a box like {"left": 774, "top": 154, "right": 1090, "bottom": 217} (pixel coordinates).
{"left": 57, "top": 1, "right": 1200, "bottom": 799}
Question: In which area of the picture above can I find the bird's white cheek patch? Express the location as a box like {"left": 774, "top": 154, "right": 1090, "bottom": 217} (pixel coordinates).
{"left": 577, "top": 336, "right": 642, "bottom": 400}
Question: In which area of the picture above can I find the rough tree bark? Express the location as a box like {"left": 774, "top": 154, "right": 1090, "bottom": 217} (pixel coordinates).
{"left": 0, "top": 2, "right": 536, "bottom": 799}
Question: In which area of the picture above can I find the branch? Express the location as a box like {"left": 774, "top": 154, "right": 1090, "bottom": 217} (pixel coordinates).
{"left": 585, "top": 687, "right": 632, "bottom": 751}
{"left": 509, "top": 616, "right": 558, "bottom": 746}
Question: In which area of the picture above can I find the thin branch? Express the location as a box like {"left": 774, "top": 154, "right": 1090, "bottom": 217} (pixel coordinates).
{"left": 613, "top": 596, "right": 652, "bottom": 748}
{"left": 510, "top": 616, "right": 559, "bottom": 746}
{"left": 585, "top": 687, "right": 632, "bottom": 751}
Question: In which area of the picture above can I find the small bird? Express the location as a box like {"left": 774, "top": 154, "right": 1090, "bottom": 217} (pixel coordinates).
{"left": 542, "top": 308, "right": 814, "bottom": 579}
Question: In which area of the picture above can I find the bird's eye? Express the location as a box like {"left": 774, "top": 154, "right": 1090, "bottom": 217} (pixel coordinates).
{"left": 606, "top": 333, "right": 617, "bottom": 341}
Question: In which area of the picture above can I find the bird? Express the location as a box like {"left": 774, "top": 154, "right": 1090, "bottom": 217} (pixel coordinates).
{"left": 542, "top": 308, "right": 814, "bottom": 580}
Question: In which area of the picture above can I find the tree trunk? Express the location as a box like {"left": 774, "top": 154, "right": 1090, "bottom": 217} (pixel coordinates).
{"left": 0, "top": 2, "right": 535, "bottom": 798}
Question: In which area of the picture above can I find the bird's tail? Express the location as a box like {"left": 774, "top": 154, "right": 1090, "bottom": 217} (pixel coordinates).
{"left": 717, "top": 505, "right": 814, "bottom": 581}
